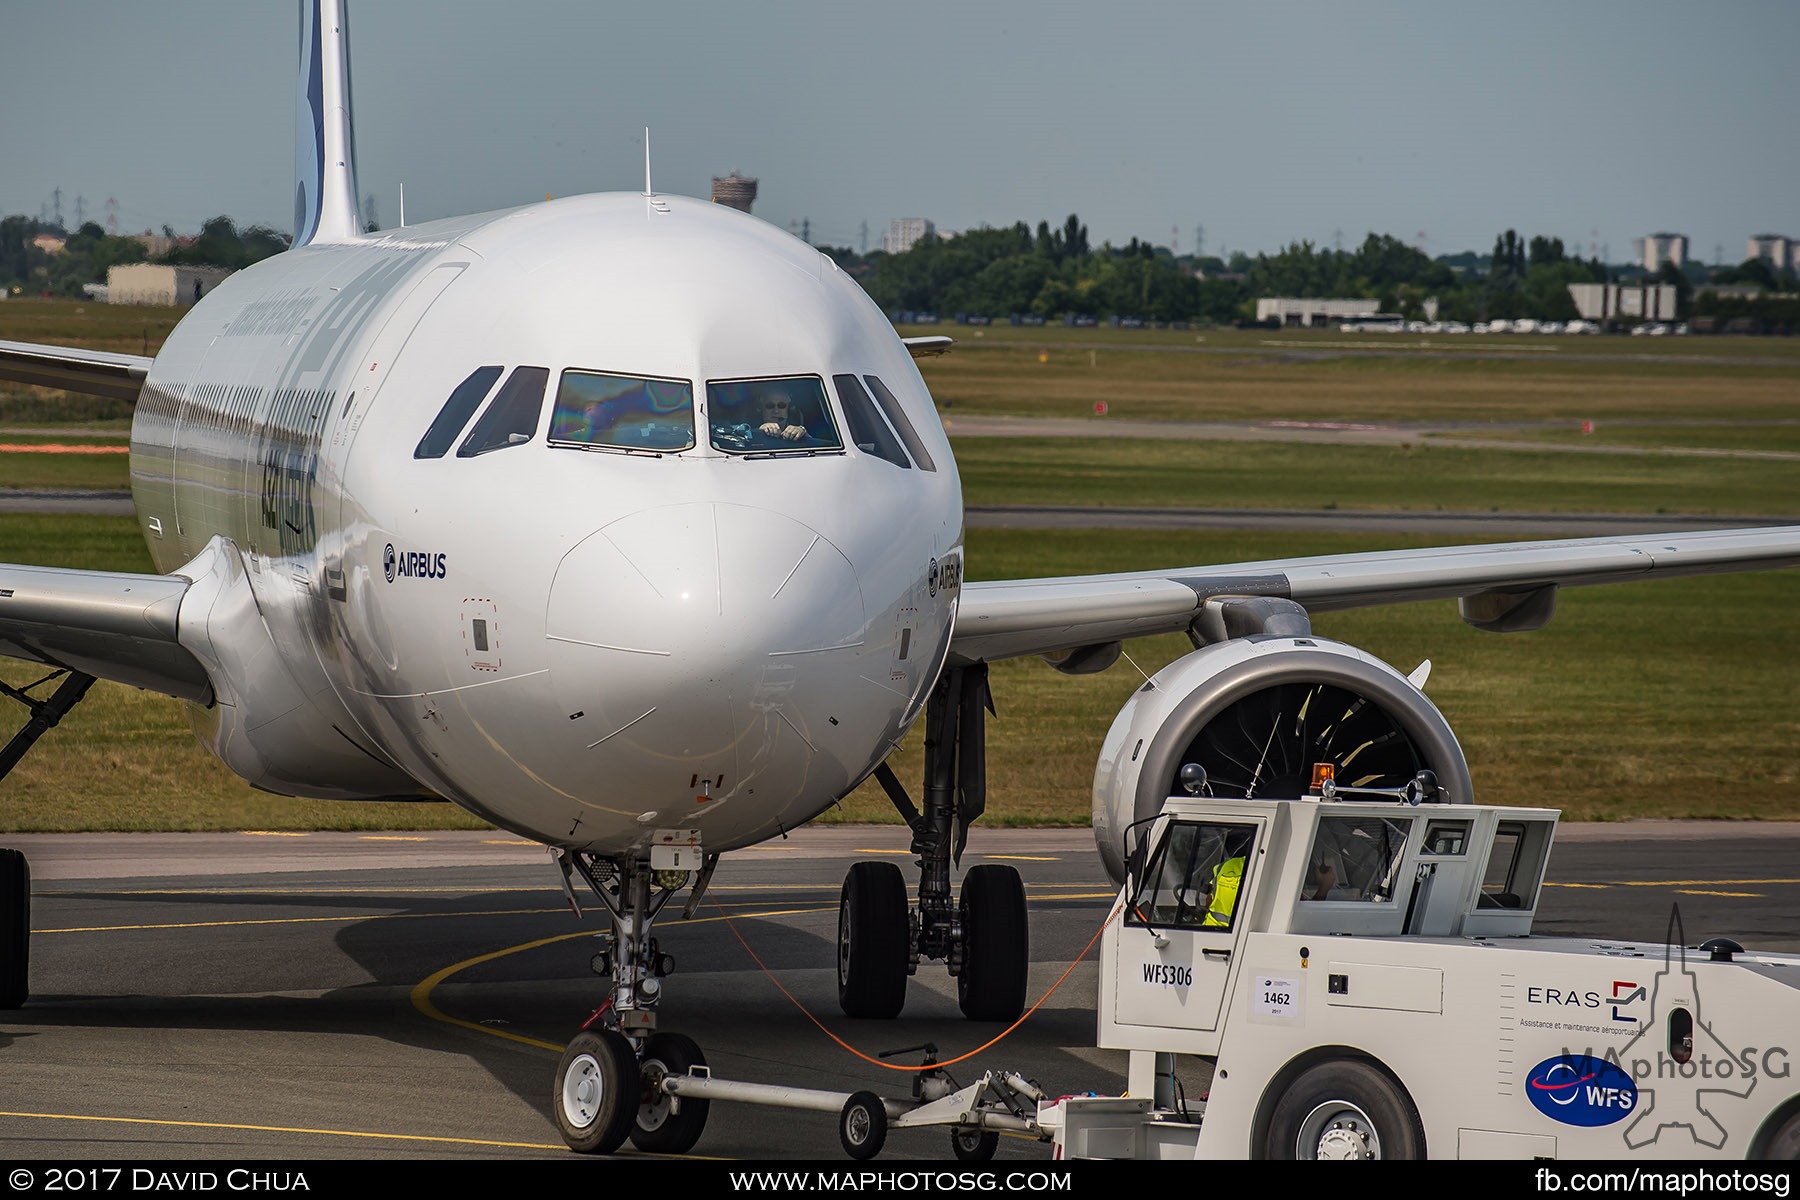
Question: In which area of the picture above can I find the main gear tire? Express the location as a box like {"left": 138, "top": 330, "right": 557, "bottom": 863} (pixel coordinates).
{"left": 837, "top": 861, "right": 909, "bottom": 1018}
{"left": 957, "top": 864, "right": 1027, "bottom": 1022}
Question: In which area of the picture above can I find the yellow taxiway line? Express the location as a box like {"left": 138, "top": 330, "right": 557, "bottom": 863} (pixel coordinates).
{"left": 408, "top": 906, "right": 837, "bottom": 1052}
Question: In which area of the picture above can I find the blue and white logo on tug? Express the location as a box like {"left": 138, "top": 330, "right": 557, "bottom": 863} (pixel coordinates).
{"left": 1527, "top": 1054, "right": 1637, "bottom": 1126}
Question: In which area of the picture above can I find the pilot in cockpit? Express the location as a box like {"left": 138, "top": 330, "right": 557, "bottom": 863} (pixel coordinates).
{"left": 755, "top": 390, "right": 809, "bottom": 442}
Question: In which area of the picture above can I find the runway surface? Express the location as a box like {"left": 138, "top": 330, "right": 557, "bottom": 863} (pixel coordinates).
{"left": 3, "top": 822, "right": 1797, "bottom": 1162}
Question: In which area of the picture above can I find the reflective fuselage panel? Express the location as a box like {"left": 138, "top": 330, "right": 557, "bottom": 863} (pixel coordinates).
{"left": 130, "top": 194, "right": 963, "bottom": 855}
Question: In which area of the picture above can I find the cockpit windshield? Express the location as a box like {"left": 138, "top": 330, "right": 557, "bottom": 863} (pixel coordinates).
{"left": 707, "top": 376, "right": 844, "bottom": 455}
{"left": 549, "top": 370, "right": 695, "bottom": 452}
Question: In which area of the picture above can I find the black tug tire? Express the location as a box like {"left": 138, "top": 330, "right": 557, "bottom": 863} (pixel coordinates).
{"left": 840, "top": 1090, "right": 888, "bottom": 1160}
{"left": 1759, "top": 1108, "right": 1800, "bottom": 1159}
{"left": 1, "top": 849, "right": 28, "bottom": 1010}
{"left": 957, "top": 864, "right": 1028, "bottom": 1022}
{"left": 950, "top": 1126, "right": 1000, "bottom": 1161}
{"left": 553, "top": 1028, "right": 638, "bottom": 1154}
{"left": 837, "top": 861, "right": 909, "bottom": 1019}
{"left": 630, "top": 1031, "right": 710, "bottom": 1154}
{"left": 1261, "top": 1058, "right": 1425, "bottom": 1160}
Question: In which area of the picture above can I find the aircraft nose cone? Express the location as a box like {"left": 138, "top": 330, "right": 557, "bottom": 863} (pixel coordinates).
{"left": 548, "top": 502, "right": 866, "bottom": 664}
{"left": 544, "top": 503, "right": 869, "bottom": 819}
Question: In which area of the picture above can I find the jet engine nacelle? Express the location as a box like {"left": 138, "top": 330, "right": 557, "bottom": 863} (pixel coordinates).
{"left": 1092, "top": 635, "right": 1473, "bottom": 884}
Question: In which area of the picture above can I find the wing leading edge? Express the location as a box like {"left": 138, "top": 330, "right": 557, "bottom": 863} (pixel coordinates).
{"left": 949, "top": 525, "right": 1800, "bottom": 664}
{"left": 0, "top": 340, "right": 152, "bottom": 405}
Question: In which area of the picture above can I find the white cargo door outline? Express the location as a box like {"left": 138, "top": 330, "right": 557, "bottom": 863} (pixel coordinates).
{"left": 1114, "top": 818, "right": 1262, "bottom": 1033}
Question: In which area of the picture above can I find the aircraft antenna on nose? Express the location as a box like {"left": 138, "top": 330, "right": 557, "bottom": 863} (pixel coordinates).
{"left": 643, "top": 128, "right": 654, "bottom": 198}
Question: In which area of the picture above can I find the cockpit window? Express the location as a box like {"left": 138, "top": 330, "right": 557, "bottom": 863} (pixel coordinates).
{"left": 707, "top": 376, "right": 844, "bottom": 455}
{"left": 832, "top": 374, "right": 911, "bottom": 469}
{"left": 550, "top": 370, "right": 695, "bottom": 452}
{"left": 864, "top": 374, "right": 937, "bottom": 472}
{"left": 458, "top": 366, "right": 550, "bottom": 457}
{"left": 415, "top": 365, "right": 502, "bottom": 459}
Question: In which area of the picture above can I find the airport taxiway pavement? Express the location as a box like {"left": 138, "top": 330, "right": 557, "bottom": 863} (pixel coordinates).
{"left": 3, "top": 823, "right": 1797, "bottom": 1161}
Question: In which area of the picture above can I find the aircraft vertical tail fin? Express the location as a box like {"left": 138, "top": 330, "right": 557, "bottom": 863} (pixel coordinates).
{"left": 294, "top": 0, "right": 363, "bottom": 246}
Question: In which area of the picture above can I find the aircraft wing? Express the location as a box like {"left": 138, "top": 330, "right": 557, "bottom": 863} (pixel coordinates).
{"left": 0, "top": 563, "right": 212, "bottom": 704}
{"left": 903, "top": 336, "right": 954, "bottom": 358}
{"left": 949, "top": 525, "right": 1800, "bottom": 664}
{"left": 0, "top": 339, "right": 151, "bottom": 404}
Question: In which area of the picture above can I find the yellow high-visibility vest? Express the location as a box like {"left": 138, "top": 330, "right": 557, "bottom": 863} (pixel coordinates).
{"left": 1204, "top": 856, "right": 1245, "bottom": 927}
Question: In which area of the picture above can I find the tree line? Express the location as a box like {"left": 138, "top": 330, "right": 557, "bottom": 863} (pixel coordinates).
{"left": 6, "top": 208, "right": 1796, "bottom": 330}
{"left": 1, "top": 215, "right": 288, "bottom": 298}
{"left": 829, "top": 220, "right": 1799, "bottom": 327}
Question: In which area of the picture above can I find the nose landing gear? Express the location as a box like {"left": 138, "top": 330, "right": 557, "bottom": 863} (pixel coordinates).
{"left": 553, "top": 853, "right": 716, "bottom": 1155}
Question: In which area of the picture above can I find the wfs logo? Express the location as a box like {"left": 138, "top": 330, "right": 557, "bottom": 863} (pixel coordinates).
{"left": 383, "top": 543, "right": 447, "bottom": 583}
{"left": 1526, "top": 1053, "right": 1637, "bottom": 1127}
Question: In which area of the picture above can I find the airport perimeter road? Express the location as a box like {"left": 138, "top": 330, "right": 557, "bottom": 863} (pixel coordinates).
{"left": 942, "top": 414, "right": 1800, "bottom": 462}
{"left": 963, "top": 505, "right": 1795, "bottom": 536}
{"left": 3, "top": 822, "right": 1798, "bottom": 1161}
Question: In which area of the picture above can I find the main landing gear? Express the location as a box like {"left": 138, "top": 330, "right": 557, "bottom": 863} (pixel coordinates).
{"left": 552, "top": 852, "right": 719, "bottom": 1155}
{"left": 0, "top": 669, "right": 98, "bottom": 1009}
{"left": 838, "top": 665, "right": 1029, "bottom": 1023}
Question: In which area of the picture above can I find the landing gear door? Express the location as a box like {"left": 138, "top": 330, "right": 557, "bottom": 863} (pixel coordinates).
{"left": 1114, "top": 818, "right": 1262, "bottom": 1034}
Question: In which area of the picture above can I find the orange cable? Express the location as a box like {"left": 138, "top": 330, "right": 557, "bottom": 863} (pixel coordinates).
{"left": 711, "top": 890, "right": 1125, "bottom": 1072}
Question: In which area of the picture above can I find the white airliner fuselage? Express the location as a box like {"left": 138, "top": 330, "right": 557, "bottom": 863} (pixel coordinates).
{"left": 5, "top": 0, "right": 1798, "bottom": 1155}
{"left": 131, "top": 193, "right": 961, "bottom": 857}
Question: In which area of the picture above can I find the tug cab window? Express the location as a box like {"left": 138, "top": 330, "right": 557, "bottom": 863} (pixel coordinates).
{"left": 707, "top": 376, "right": 843, "bottom": 455}
{"left": 1126, "top": 821, "right": 1257, "bottom": 932}
{"left": 458, "top": 366, "right": 550, "bottom": 457}
{"left": 550, "top": 370, "right": 695, "bottom": 452}
{"left": 1478, "top": 819, "right": 1553, "bottom": 910}
{"left": 1302, "top": 814, "right": 1411, "bottom": 903}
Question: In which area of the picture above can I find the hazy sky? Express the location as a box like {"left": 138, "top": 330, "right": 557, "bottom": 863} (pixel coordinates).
{"left": 4, "top": 1, "right": 1796, "bottom": 263}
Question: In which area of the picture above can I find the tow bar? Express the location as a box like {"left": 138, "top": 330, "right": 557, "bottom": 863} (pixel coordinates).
{"left": 655, "top": 1043, "right": 1049, "bottom": 1160}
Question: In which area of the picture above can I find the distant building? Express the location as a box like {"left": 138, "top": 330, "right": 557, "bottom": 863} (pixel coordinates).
{"left": 130, "top": 230, "right": 178, "bottom": 258}
{"left": 1568, "top": 282, "right": 1679, "bottom": 322}
{"left": 1746, "top": 234, "right": 1793, "bottom": 273}
{"left": 31, "top": 233, "right": 66, "bottom": 257}
{"left": 107, "top": 263, "right": 233, "bottom": 306}
{"left": 884, "top": 218, "right": 935, "bottom": 255}
{"left": 1255, "top": 297, "right": 1382, "bottom": 327}
{"left": 710, "top": 171, "right": 757, "bottom": 214}
{"left": 1632, "top": 232, "right": 1688, "bottom": 274}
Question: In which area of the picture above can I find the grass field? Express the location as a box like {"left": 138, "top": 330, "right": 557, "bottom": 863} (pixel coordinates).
{"left": 953, "top": 436, "right": 1800, "bottom": 515}
{"left": 11, "top": 430, "right": 1800, "bottom": 516}
{"left": 914, "top": 339, "right": 1800, "bottom": 429}
{"left": 1, "top": 301, "right": 1797, "bottom": 831}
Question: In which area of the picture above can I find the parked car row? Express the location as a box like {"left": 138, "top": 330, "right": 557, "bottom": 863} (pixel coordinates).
{"left": 1341, "top": 318, "right": 1687, "bottom": 335}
